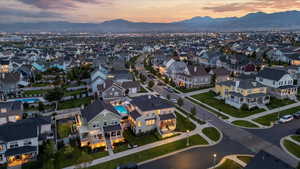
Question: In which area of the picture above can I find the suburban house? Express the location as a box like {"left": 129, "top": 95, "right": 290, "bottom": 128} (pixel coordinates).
{"left": 0, "top": 72, "right": 21, "bottom": 95}
{"left": 256, "top": 68, "right": 297, "bottom": 99}
{"left": 76, "top": 100, "right": 124, "bottom": 150}
{"left": 0, "top": 122, "right": 39, "bottom": 167}
{"left": 209, "top": 68, "right": 231, "bottom": 83}
{"left": 127, "top": 95, "right": 176, "bottom": 137}
{"left": 90, "top": 65, "right": 108, "bottom": 94}
{"left": 172, "top": 65, "right": 212, "bottom": 88}
{"left": 0, "top": 101, "right": 23, "bottom": 125}
{"left": 98, "top": 80, "right": 125, "bottom": 101}
{"left": 215, "top": 79, "right": 270, "bottom": 109}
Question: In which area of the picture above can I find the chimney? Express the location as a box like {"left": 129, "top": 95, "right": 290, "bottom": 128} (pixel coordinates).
{"left": 194, "top": 66, "right": 197, "bottom": 72}
{"left": 252, "top": 81, "right": 257, "bottom": 87}
{"left": 103, "top": 82, "right": 106, "bottom": 89}
{"left": 235, "top": 81, "right": 240, "bottom": 92}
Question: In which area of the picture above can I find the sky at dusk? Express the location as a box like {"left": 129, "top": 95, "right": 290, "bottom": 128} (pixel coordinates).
{"left": 1, "top": 0, "right": 300, "bottom": 23}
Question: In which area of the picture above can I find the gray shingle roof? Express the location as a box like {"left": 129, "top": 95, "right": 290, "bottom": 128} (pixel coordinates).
{"left": 130, "top": 95, "right": 174, "bottom": 112}
{"left": 103, "top": 124, "right": 122, "bottom": 132}
{"left": 159, "top": 113, "right": 176, "bottom": 120}
{"left": 129, "top": 110, "right": 141, "bottom": 120}
{"left": 5, "top": 146, "right": 37, "bottom": 156}
{"left": 81, "top": 100, "right": 119, "bottom": 122}
{"left": 0, "top": 122, "right": 37, "bottom": 142}
{"left": 257, "top": 68, "right": 287, "bottom": 81}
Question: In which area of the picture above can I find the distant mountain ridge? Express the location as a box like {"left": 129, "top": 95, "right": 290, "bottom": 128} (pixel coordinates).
{"left": 1, "top": 10, "right": 300, "bottom": 32}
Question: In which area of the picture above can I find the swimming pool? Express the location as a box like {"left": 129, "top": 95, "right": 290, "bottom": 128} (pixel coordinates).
{"left": 114, "top": 105, "right": 129, "bottom": 115}
{"left": 10, "top": 98, "right": 41, "bottom": 103}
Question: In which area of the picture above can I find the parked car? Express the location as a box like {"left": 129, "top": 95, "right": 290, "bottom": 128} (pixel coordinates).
{"left": 296, "top": 128, "right": 300, "bottom": 135}
{"left": 116, "top": 163, "right": 138, "bottom": 169}
{"left": 279, "top": 115, "right": 294, "bottom": 123}
{"left": 293, "top": 111, "right": 300, "bottom": 119}
{"left": 170, "top": 98, "right": 177, "bottom": 103}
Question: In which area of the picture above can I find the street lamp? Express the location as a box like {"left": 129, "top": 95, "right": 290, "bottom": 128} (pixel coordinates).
{"left": 186, "top": 130, "right": 190, "bottom": 146}
{"left": 213, "top": 153, "right": 217, "bottom": 169}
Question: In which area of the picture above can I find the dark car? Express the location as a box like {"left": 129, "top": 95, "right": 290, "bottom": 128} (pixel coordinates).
{"left": 293, "top": 111, "right": 300, "bottom": 119}
{"left": 116, "top": 163, "right": 138, "bottom": 169}
{"left": 296, "top": 128, "right": 300, "bottom": 135}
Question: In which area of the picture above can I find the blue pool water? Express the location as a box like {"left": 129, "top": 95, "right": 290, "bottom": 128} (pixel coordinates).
{"left": 114, "top": 105, "right": 129, "bottom": 115}
{"left": 13, "top": 98, "right": 40, "bottom": 103}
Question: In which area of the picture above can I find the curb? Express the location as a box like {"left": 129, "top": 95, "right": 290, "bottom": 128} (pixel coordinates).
{"left": 280, "top": 136, "right": 300, "bottom": 161}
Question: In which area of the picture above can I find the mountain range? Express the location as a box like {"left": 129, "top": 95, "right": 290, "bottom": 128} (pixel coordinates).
{"left": 1, "top": 10, "right": 300, "bottom": 33}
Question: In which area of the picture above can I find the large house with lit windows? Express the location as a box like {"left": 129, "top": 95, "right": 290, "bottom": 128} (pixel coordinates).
{"left": 256, "top": 68, "right": 297, "bottom": 99}
{"left": 215, "top": 79, "right": 270, "bottom": 109}
{"left": 75, "top": 100, "right": 124, "bottom": 150}
{"left": 128, "top": 95, "right": 176, "bottom": 137}
{"left": 0, "top": 101, "right": 23, "bottom": 125}
{"left": 0, "top": 123, "right": 38, "bottom": 167}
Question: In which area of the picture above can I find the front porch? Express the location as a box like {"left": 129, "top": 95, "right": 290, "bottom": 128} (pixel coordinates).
{"left": 5, "top": 147, "right": 37, "bottom": 167}
{"left": 226, "top": 93, "right": 270, "bottom": 109}
{"left": 103, "top": 124, "right": 125, "bottom": 149}
{"left": 158, "top": 113, "right": 176, "bottom": 137}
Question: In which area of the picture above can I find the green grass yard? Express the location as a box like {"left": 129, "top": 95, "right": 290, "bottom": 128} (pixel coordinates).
{"left": 58, "top": 97, "right": 92, "bottom": 110}
{"left": 202, "top": 127, "right": 221, "bottom": 142}
{"left": 267, "top": 97, "right": 295, "bottom": 109}
{"left": 283, "top": 139, "right": 300, "bottom": 158}
{"left": 253, "top": 106, "right": 300, "bottom": 126}
{"left": 186, "top": 97, "right": 229, "bottom": 120}
{"left": 87, "top": 134, "right": 208, "bottom": 169}
{"left": 232, "top": 120, "right": 259, "bottom": 128}
{"left": 215, "top": 159, "right": 243, "bottom": 169}
{"left": 175, "top": 111, "right": 196, "bottom": 132}
{"left": 291, "top": 135, "right": 300, "bottom": 143}
{"left": 237, "top": 156, "right": 253, "bottom": 164}
{"left": 191, "top": 92, "right": 265, "bottom": 118}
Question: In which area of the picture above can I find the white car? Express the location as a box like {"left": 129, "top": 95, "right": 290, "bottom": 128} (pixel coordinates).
{"left": 279, "top": 115, "right": 294, "bottom": 123}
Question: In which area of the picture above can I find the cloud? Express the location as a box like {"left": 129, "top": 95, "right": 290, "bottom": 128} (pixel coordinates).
{"left": 18, "top": 0, "right": 110, "bottom": 9}
{"left": 203, "top": 0, "right": 300, "bottom": 13}
{"left": 0, "top": 7, "right": 64, "bottom": 23}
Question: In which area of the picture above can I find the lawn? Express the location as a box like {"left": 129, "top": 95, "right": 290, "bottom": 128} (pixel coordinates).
{"left": 138, "top": 86, "right": 148, "bottom": 93}
{"left": 23, "top": 89, "right": 48, "bottom": 96}
{"left": 176, "top": 106, "right": 206, "bottom": 125}
{"left": 186, "top": 97, "right": 229, "bottom": 120}
{"left": 291, "top": 135, "right": 300, "bottom": 143}
{"left": 64, "top": 89, "right": 87, "bottom": 96}
{"left": 175, "top": 111, "right": 196, "bottom": 132}
{"left": 232, "top": 120, "right": 259, "bottom": 128}
{"left": 87, "top": 134, "right": 208, "bottom": 169}
{"left": 283, "top": 139, "right": 300, "bottom": 158}
{"left": 237, "top": 156, "right": 253, "bottom": 164}
{"left": 175, "top": 86, "right": 212, "bottom": 93}
{"left": 253, "top": 106, "right": 300, "bottom": 126}
{"left": 191, "top": 92, "right": 265, "bottom": 118}
{"left": 215, "top": 159, "right": 243, "bottom": 169}
{"left": 267, "top": 97, "right": 295, "bottom": 109}
{"left": 202, "top": 127, "right": 221, "bottom": 142}
{"left": 57, "top": 122, "right": 72, "bottom": 139}
{"left": 58, "top": 97, "right": 92, "bottom": 110}
{"left": 123, "top": 130, "right": 160, "bottom": 147}
{"left": 31, "top": 83, "right": 49, "bottom": 87}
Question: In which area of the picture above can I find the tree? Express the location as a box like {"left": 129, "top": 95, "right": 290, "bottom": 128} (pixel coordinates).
{"left": 297, "top": 162, "right": 300, "bottom": 169}
{"left": 177, "top": 98, "right": 184, "bottom": 107}
{"left": 241, "top": 104, "right": 249, "bottom": 111}
{"left": 44, "top": 141, "right": 55, "bottom": 160}
{"left": 42, "top": 159, "right": 55, "bottom": 169}
{"left": 166, "top": 94, "right": 171, "bottom": 100}
{"left": 38, "top": 102, "right": 45, "bottom": 112}
{"left": 148, "top": 81, "right": 154, "bottom": 88}
{"left": 45, "top": 88, "right": 64, "bottom": 111}
{"left": 191, "top": 106, "right": 196, "bottom": 117}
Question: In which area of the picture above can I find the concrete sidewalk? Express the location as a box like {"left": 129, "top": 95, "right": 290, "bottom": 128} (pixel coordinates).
{"left": 63, "top": 110, "right": 218, "bottom": 169}
{"left": 179, "top": 88, "right": 212, "bottom": 97}
{"left": 246, "top": 102, "right": 300, "bottom": 120}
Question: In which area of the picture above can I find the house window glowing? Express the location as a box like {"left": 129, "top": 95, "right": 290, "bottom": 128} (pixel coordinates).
{"left": 137, "top": 121, "right": 142, "bottom": 127}
{"left": 146, "top": 119, "right": 155, "bottom": 126}
{"left": 0, "top": 108, "right": 7, "bottom": 113}
{"left": 0, "top": 145, "right": 3, "bottom": 151}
